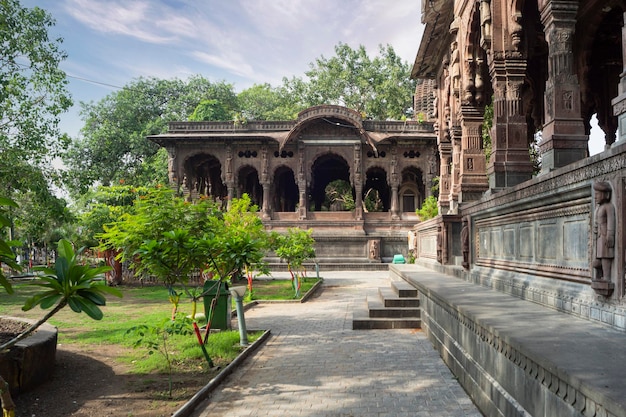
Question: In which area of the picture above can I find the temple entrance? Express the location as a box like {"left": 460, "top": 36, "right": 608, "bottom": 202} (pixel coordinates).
{"left": 399, "top": 167, "right": 424, "bottom": 212}
{"left": 273, "top": 166, "right": 298, "bottom": 212}
{"left": 237, "top": 165, "right": 262, "bottom": 207}
{"left": 363, "top": 167, "right": 389, "bottom": 212}
{"left": 310, "top": 153, "right": 351, "bottom": 211}
{"left": 183, "top": 153, "right": 226, "bottom": 200}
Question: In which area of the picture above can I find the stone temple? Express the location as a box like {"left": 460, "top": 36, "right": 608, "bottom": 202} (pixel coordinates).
{"left": 151, "top": 0, "right": 626, "bottom": 415}
{"left": 149, "top": 104, "right": 437, "bottom": 265}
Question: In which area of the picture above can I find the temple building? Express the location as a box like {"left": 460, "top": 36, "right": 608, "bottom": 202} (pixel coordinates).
{"left": 149, "top": 104, "right": 438, "bottom": 264}
{"left": 407, "top": 1, "right": 626, "bottom": 416}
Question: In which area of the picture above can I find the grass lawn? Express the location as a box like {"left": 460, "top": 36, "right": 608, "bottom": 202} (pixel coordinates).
{"left": 0, "top": 276, "right": 320, "bottom": 373}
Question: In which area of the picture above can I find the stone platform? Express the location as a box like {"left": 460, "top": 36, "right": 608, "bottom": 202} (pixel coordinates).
{"left": 392, "top": 264, "right": 626, "bottom": 417}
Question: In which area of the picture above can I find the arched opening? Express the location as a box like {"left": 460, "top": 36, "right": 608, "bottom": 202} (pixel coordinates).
{"left": 310, "top": 154, "right": 351, "bottom": 211}
{"left": 273, "top": 166, "right": 298, "bottom": 212}
{"left": 183, "top": 153, "right": 226, "bottom": 200}
{"left": 363, "top": 167, "right": 389, "bottom": 212}
{"left": 237, "top": 165, "right": 262, "bottom": 207}
{"left": 400, "top": 167, "right": 424, "bottom": 212}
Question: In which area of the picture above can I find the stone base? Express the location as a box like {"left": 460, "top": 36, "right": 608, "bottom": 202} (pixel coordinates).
{"left": 591, "top": 279, "right": 615, "bottom": 297}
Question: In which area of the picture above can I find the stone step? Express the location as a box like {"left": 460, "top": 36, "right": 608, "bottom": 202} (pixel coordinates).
{"left": 390, "top": 279, "right": 418, "bottom": 298}
{"left": 352, "top": 304, "right": 421, "bottom": 330}
{"left": 367, "top": 299, "right": 421, "bottom": 318}
{"left": 378, "top": 287, "right": 420, "bottom": 308}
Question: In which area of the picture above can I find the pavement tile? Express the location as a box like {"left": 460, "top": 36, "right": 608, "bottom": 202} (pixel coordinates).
{"left": 191, "top": 270, "right": 483, "bottom": 417}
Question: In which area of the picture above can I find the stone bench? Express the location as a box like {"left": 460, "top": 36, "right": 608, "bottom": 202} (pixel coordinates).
{"left": 391, "top": 264, "right": 626, "bottom": 417}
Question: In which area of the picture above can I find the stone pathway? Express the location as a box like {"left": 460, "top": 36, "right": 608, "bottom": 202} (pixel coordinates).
{"left": 191, "top": 270, "right": 483, "bottom": 417}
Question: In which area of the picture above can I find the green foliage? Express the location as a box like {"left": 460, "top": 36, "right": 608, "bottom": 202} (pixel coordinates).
{"left": 237, "top": 83, "right": 302, "bottom": 120}
{"left": 63, "top": 76, "right": 237, "bottom": 195}
{"left": 126, "top": 315, "right": 194, "bottom": 397}
{"left": 0, "top": 197, "right": 20, "bottom": 294}
{"left": 292, "top": 43, "right": 416, "bottom": 120}
{"left": 482, "top": 102, "right": 493, "bottom": 163}
{"left": 189, "top": 99, "right": 232, "bottom": 121}
{"left": 100, "top": 189, "right": 269, "bottom": 286}
{"left": 324, "top": 179, "right": 355, "bottom": 211}
{"left": 24, "top": 239, "right": 122, "bottom": 320}
{"left": 416, "top": 196, "right": 439, "bottom": 221}
{"left": 272, "top": 228, "right": 315, "bottom": 298}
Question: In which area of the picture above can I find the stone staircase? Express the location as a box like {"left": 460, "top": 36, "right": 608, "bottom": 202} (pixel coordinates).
{"left": 352, "top": 278, "right": 421, "bottom": 330}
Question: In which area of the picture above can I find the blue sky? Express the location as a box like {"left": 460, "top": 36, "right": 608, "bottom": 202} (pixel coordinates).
{"left": 23, "top": 0, "right": 605, "bottom": 155}
{"left": 23, "top": 0, "right": 425, "bottom": 138}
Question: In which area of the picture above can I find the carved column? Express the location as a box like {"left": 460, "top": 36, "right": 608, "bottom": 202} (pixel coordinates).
{"left": 487, "top": 67, "right": 534, "bottom": 188}
{"left": 612, "top": 11, "right": 626, "bottom": 144}
{"left": 390, "top": 147, "right": 400, "bottom": 220}
{"left": 458, "top": 106, "right": 488, "bottom": 202}
{"left": 448, "top": 126, "right": 461, "bottom": 214}
{"left": 225, "top": 146, "right": 234, "bottom": 210}
{"left": 539, "top": 1, "right": 588, "bottom": 172}
{"left": 260, "top": 145, "right": 271, "bottom": 220}
{"left": 353, "top": 143, "right": 363, "bottom": 220}
{"left": 297, "top": 147, "right": 307, "bottom": 220}
{"left": 438, "top": 142, "right": 452, "bottom": 214}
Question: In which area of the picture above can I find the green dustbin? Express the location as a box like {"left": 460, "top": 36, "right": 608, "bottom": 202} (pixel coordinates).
{"left": 203, "top": 281, "right": 231, "bottom": 330}
{"left": 392, "top": 254, "right": 406, "bottom": 264}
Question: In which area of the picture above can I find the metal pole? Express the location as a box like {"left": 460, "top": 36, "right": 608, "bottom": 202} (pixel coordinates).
{"left": 233, "top": 295, "right": 249, "bottom": 346}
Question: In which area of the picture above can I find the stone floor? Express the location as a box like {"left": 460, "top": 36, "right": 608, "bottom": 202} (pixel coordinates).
{"left": 189, "top": 270, "right": 483, "bottom": 417}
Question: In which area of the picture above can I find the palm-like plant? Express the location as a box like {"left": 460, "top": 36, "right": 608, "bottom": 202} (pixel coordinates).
{"left": 0, "top": 239, "right": 122, "bottom": 351}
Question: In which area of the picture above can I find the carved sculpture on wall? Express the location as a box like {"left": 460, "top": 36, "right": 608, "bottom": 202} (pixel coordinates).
{"left": 369, "top": 239, "right": 380, "bottom": 261}
{"left": 436, "top": 224, "right": 443, "bottom": 263}
{"left": 591, "top": 181, "right": 616, "bottom": 297}
{"left": 461, "top": 216, "right": 470, "bottom": 269}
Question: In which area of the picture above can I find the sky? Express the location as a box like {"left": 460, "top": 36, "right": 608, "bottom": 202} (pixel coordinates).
{"left": 23, "top": 0, "right": 605, "bottom": 155}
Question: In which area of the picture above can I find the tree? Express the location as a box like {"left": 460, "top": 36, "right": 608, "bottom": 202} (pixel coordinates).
{"left": 189, "top": 99, "right": 232, "bottom": 121}
{"left": 0, "top": 1, "right": 73, "bottom": 254}
{"left": 63, "top": 77, "right": 238, "bottom": 195}
{"left": 290, "top": 43, "right": 416, "bottom": 120}
{"left": 237, "top": 83, "right": 302, "bottom": 120}
{"left": 272, "top": 228, "right": 316, "bottom": 298}
{"left": 416, "top": 195, "right": 439, "bottom": 221}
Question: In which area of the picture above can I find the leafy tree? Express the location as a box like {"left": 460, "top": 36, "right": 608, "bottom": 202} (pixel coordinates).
{"left": 416, "top": 195, "right": 439, "bottom": 221}
{"left": 64, "top": 77, "right": 237, "bottom": 194}
{"left": 0, "top": 1, "right": 73, "bottom": 254}
{"left": 324, "top": 179, "right": 355, "bottom": 211}
{"left": 189, "top": 99, "right": 233, "bottom": 121}
{"left": 272, "top": 228, "right": 316, "bottom": 298}
{"left": 237, "top": 83, "right": 302, "bottom": 120}
{"left": 290, "top": 43, "right": 416, "bottom": 120}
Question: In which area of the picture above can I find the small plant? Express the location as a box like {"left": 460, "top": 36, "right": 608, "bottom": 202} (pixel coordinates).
{"left": 126, "top": 315, "right": 194, "bottom": 398}
{"left": 272, "top": 229, "right": 316, "bottom": 298}
{"left": 416, "top": 196, "right": 439, "bottom": 221}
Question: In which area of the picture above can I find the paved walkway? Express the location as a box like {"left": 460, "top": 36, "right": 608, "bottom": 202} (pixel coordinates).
{"left": 191, "top": 270, "right": 483, "bottom": 417}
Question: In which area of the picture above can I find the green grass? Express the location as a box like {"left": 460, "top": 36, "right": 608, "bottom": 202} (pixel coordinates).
{"left": 0, "top": 282, "right": 264, "bottom": 373}
{"left": 248, "top": 277, "right": 319, "bottom": 300}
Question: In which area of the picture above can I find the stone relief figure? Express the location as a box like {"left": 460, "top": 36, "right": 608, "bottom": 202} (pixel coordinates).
{"left": 461, "top": 217, "right": 469, "bottom": 269}
{"left": 593, "top": 181, "right": 615, "bottom": 281}
{"left": 369, "top": 240, "right": 380, "bottom": 260}
{"left": 450, "top": 41, "right": 460, "bottom": 93}
{"left": 480, "top": 0, "right": 491, "bottom": 46}
{"left": 436, "top": 224, "right": 443, "bottom": 263}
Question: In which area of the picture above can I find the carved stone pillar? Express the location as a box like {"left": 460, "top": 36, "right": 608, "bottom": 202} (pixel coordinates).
{"left": 539, "top": 1, "right": 588, "bottom": 172}
{"left": 261, "top": 182, "right": 271, "bottom": 219}
{"left": 611, "top": 11, "right": 626, "bottom": 144}
{"left": 458, "top": 106, "right": 488, "bottom": 202}
{"left": 488, "top": 71, "right": 534, "bottom": 188}
{"left": 448, "top": 126, "right": 461, "bottom": 214}
{"left": 438, "top": 142, "right": 452, "bottom": 214}
{"left": 353, "top": 143, "right": 363, "bottom": 220}
{"left": 225, "top": 146, "right": 234, "bottom": 210}
{"left": 297, "top": 147, "right": 307, "bottom": 220}
{"left": 390, "top": 148, "right": 400, "bottom": 220}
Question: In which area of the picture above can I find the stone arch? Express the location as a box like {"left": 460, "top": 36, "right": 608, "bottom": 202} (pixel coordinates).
{"left": 310, "top": 153, "right": 351, "bottom": 211}
{"left": 363, "top": 166, "right": 390, "bottom": 212}
{"left": 577, "top": 3, "right": 624, "bottom": 147}
{"left": 183, "top": 153, "right": 226, "bottom": 200}
{"left": 399, "top": 167, "right": 425, "bottom": 213}
{"left": 237, "top": 165, "right": 262, "bottom": 207}
{"left": 272, "top": 165, "right": 298, "bottom": 212}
